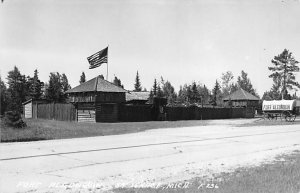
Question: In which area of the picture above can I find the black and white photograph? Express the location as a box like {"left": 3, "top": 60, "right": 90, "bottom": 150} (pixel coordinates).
{"left": 1, "top": 0, "right": 300, "bottom": 192}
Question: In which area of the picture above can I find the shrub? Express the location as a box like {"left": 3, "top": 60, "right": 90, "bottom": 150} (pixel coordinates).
{"left": 3, "top": 111, "right": 27, "bottom": 128}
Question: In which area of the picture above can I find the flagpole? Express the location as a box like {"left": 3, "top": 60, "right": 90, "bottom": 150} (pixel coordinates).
{"left": 107, "top": 45, "right": 109, "bottom": 81}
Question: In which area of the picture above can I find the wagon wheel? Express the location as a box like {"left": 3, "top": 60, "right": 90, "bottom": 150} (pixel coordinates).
{"left": 282, "top": 111, "right": 292, "bottom": 122}
{"left": 290, "top": 114, "right": 296, "bottom": 122}
{"left": 266, "top": 113, "right": 273, "bottom": 120}
{"left": 280, "top": 113, "right": 285, "bottom": 122}
{"left": 262, "top": 112, "right": 268, "bottom": 120}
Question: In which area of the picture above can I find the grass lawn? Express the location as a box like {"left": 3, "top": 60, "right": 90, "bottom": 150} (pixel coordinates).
{"left": 1, "top": 117, "right": 300, "bottom": 143}
{"left": 0, "top": 118, "right": 212, "bottom": 142}
{"left": 113, "top": 150, "right": 300, "bottom": 193}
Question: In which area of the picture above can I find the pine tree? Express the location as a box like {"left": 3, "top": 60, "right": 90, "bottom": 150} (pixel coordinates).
{"left": 46, "top": 72, "right": 64, "bottom": 102}
{"left": 61, "top": 73, "right": 71, "bottom": 101}
{"left": 157, "top": 84, "right": 163, "bottom": 97}
{"left": 28, "top": 69, "right": 44, "bottom": 99}
{"left": 190, "top": 81, "right": 199, "bottom": 103}
{"left": 0, "top": 76, "right": 8, "bottom": 115}
{"left": 237, "top": 70, "right": 258, "bottom": 97}
{"left": 211, "top": 80, "right": 222, "bottom": 106}
{"left": 134, "top": 71, "right": 142, "bottom": 91}
{"left": 61, "top": 73, "right": 71, "bottom": 92}
{"left": 6, "top": 66, "right": 29, "bottom": 113}
{"left": 79, "top": 72, "right": 86, "bottom": 84}
{"left": 269, "top": 49, "right": 300, "bottom": 99}
{"left": 152, "top": 78, "right": 157, "bottom": 96}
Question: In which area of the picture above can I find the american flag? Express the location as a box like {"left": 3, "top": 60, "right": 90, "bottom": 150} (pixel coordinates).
{"left": 87, "top": 47, "right": 108, "bottom": 69}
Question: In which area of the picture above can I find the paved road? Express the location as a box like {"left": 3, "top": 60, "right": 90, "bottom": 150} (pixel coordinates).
{"left": 1, "top": 119, "right": 300, "bottom": 193}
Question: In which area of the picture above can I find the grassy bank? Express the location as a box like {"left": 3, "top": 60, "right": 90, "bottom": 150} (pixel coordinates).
{"left": 2, "top": 118, "right": 300, "bottom": 143}
{"left": 114, "top": 150, "right": 300, "bottom": 193}
{"left": 0, "top": 118, "right": 211, "bottom": 142}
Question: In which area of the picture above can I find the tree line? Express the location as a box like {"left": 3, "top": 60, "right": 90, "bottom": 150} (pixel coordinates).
{"left": 1, "top": 49, "right": 299, "bottom": 115}
{"left": 136, "top": 70, "right": 259, "bottom": 107}
{"left": 132, "top": 49, "right": 300, "bottom": 106}
{"left": 0, "top": 66, "right": 71, "bottom": 114}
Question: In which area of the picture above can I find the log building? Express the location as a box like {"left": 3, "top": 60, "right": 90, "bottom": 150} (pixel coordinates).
{"left": 66, "top": 76, "right": 127, "bottom": 122}
{"left": 223, "top": 88, "right": 260, "bottom": 108}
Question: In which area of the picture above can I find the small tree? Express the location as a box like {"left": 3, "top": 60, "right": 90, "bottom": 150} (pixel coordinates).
{"left": 113, "top": 76, "right": 124, "bottom": 88}
{"left": 99, "top": 74, "right": 105, "bottom": 79}
{"left": 79, "top": 72, "right": 86, "bottom": 84}
{"left": 3, "top": 111, "right": 27, "bottom": 128}
{"left": 269, "top": 49, "right": 300, "bottom": 99}
{"left": 134, "top": 71, "right": 142, "bottom": 91}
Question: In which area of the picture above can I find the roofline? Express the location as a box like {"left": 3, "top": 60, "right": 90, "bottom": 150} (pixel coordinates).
{"left": 66, "top": 76, "right": 128, "bottom": 93}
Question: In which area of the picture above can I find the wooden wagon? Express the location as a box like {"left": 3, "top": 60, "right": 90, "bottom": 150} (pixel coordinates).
{"left": 262, "top": 100, "right": 298, "bottom": 122}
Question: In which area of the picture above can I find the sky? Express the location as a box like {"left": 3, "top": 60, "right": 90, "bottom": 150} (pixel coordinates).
{"left": 1, "top": 0, "right": 300, "bottom": 97}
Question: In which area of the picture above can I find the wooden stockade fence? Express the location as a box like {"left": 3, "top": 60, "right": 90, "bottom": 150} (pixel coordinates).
{"left": 166, "top": 107, "right": 255, "bottom": 121}
{"left": 30, "top": 102, "right": 254, "bottom": 122}
{"left": 119, "top": 104, "right": 152, "bottom": 122}
{"left": 37, "top": 103, "right": 76, "bottom": 121}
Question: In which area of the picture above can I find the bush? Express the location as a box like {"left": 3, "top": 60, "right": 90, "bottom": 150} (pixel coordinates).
{"left": 3, "top": 111, "right": 27, "bottom": 128}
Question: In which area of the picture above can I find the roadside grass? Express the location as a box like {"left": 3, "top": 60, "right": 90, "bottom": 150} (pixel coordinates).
{"left": 113, "top": 150, "right": 300, "bottom": 193}
{"left": 241, "top": 117, "right": 300, "bottom": 127}
{"left": 1, "top": 118, "right": 211, "bottom": 142}
{"left": 2, "top": 117, "right": 300, "bottom": 142}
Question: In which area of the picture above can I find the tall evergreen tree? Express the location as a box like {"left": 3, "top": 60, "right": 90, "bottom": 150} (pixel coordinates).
{"left": 152, "top": 78, "right": 157, "bottom": 96}
{"left": 0, "top": 76, "right": 8, "bottom": 115}
{"left": 61, "top": 73, "right": 71, "bottom": 101}
{"left": 134, "top": 71, "right": 142, "bottom": 91}
{"left": 79, "top": 72, "right": 86, "bottom": 84}
{"left": 269, "top": 49, "right": 300, "bottom": 99}
{"left": 45, "top": 72, "right": 64, "bottom": 102}
{"left": 190, "top": 81, "right": 199, "bottom": 103}
{"left": 210, "top": 80, "right": 222, "bottom": 106}
{"left": 6, "top": 66, "right": 29, "bottom": 113}
{"left": 61, "top": 73, "right": 71, "bottom": 92}
{"left": 157, "top": 84, "right": 163, "bottom": 97}
{"left": 237, "top": 70, "right": 258, "bottom": 97}
{"left": 28, "top": 69, "right": 44, "bottom": 99}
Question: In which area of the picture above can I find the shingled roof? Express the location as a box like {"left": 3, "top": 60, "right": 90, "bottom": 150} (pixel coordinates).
{"left": 223, "top": 88, "right": 259, "bottom": 101}
{"left": 66, "top": 76, "right": 127, "bottom": 93}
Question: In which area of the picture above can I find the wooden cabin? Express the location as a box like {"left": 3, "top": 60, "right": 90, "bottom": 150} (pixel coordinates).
{"left": 223, "top": 88, "right": 260, "bottom": 108}
{"left": 66, "top": 76, "right": 127, "bottom": 122}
